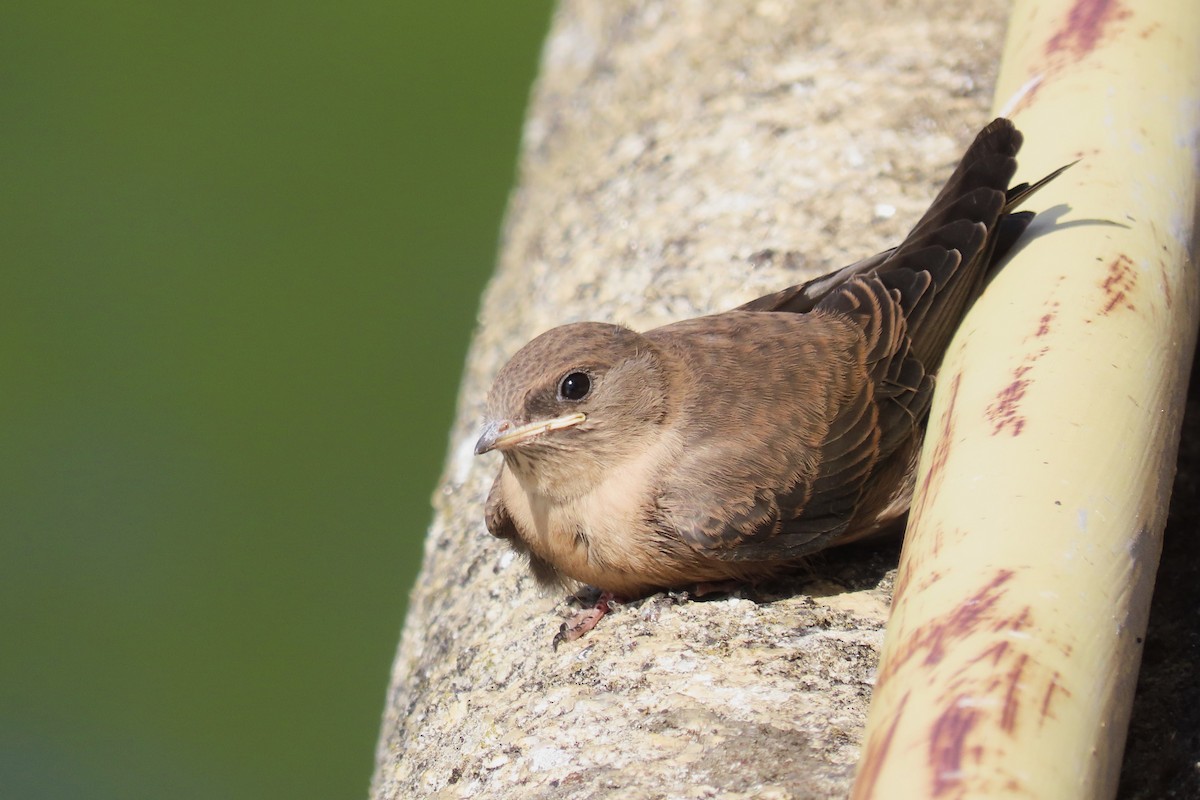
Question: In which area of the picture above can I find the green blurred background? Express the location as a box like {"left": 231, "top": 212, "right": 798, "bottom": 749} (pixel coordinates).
{"left": 1, "top": 3, "right": 555, "bottom": 798}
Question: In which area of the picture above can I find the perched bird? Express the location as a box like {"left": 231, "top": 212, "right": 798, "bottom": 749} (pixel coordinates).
{"left": 475, "top": 118, "right": 1067, "bottom": 636}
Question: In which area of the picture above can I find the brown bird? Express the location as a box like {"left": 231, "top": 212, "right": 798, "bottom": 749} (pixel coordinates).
{"left": 476, "top": 118, "right": 1067, "bottom": 637}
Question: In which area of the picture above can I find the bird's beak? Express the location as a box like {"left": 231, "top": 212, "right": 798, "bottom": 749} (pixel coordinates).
{"left": 474, "top": 412, "right": 587, "bottom": 455}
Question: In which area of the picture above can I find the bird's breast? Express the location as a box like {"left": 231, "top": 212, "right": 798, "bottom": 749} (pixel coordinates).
{"left": 500, "top": 432, "right": 709, "bottom": 596}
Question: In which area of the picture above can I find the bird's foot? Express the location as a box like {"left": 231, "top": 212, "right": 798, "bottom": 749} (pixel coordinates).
{"left": 554, "top": 591, "right": 618, "bottom": 648}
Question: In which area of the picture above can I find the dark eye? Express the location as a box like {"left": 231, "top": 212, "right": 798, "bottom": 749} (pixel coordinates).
{"left": 558, "top": 371, "right": 591, "bottom": 401}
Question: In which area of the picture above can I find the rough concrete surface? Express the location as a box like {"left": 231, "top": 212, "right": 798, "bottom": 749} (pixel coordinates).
{"left": 372, "top": 1, "right": 1199, "bottom": 798}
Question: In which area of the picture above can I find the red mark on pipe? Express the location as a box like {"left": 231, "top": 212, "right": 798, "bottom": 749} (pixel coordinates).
{"left": 1099, "top": 254, "right": 1137, "bottom": 315}
{"left": 1045, "top": 0, "right": 1132, "bottom": 60}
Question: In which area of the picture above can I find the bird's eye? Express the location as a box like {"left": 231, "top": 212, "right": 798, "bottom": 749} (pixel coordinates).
{"left": 558, "top": 371, "right": 591, "bottom": 401}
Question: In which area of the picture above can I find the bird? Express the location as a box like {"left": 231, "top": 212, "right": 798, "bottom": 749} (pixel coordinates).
{"left": 475, "top": 118, "right": 1068, "bottom": 638}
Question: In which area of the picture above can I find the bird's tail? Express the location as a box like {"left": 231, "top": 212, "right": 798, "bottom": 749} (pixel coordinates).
{"left": 807, "top": 119, "right": 1069, "bottom": 463}
{"left": 737, "top": 119, "right": 1070, "bottom": 339}
{"left": 861, "top": 118, "right": 1069, "bottom": 369}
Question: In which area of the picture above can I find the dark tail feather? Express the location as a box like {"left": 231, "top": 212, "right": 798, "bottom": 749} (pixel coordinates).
{"left": 847, "top": 119, "right": 1067, "bottom": 369}
{"left": 987, "top": 159, "right": 1076, "bottom": 263}
{"left": 1005, "top": 160, "right": 1077, "bottom": 211}
{"left": 738, "top": 119, "right": 1070, "bottom": 336}
{"left": 897, "top": 118, "right": 1021, "bottom": 254}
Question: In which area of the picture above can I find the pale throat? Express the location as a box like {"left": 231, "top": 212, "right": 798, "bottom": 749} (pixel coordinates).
{"left": 502, "top": 428, "right": 657, "bottom": 504}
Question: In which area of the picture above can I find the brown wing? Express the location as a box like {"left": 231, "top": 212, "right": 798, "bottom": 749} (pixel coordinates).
{"left": 657, "top": 275, "right": 932, "bottom": 562}
{"left": 780, "top": 274, "right": 935, "bottom": 540}
{"left": 735, "top": 248, "right": 895, "bottom": 315}
{"left": 661, "top": 119, "right": 1063, "bottom": 563}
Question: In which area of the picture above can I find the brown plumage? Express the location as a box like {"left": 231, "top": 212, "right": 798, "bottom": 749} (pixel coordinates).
{"left": 476, "top": 118, "right": 1067, "bottom": 602}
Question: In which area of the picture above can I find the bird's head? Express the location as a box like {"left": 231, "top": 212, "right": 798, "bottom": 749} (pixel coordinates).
{"left": 475, "top": 321, "right": 672, "bottom": 500}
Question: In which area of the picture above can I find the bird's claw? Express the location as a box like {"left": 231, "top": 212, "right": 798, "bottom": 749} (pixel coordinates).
{"left": 552, "top": 591, "right": 616, "bottom": 649}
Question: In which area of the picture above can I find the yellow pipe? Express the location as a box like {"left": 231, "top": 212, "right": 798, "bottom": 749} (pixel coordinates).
{"left": 853, "top": 1, "right": 1200, "bottom": 797}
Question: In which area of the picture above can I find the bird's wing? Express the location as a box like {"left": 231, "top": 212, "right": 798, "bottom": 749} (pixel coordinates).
{"left": 735, "top": 248, "right": 896, "bottom": 315}
{"left": 652, "top": 288, "right": 931, "bottom": 562}
{"left": 666, "top": 120, "right": 1052, "bottom": 562}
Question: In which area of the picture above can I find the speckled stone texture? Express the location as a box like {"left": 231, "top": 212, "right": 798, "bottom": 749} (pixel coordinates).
{"left": 371, "top": 1, "right": 1197, "bottom": 798}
